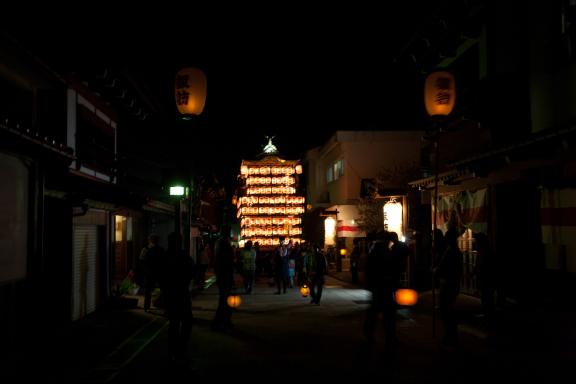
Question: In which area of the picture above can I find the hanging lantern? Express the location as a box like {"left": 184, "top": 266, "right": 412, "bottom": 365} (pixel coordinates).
{"left": 424, "top": 71, "right": 456, "bottom": 116}
{"left": 227, "top": 294, "right": 242, "bottom": 308}
{"left": 383, "top": 198, "right": 403, "bottom": 240}
{"left": 395, "top": 289, "right": 418, "bottom": 306}
{"left": 340, "top": 248, "right": 347, "bottom": 256}
{"left": 175, "top": 67, "right": 207, "bottom": 117}
{"left": 324, "top": 217, "right": 336, "bottom": 247}
{"left": 300, "top": 285, "right": 310, "bottom": 297}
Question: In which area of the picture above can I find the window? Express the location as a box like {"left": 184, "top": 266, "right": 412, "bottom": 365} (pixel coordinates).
{"left": 327, "top": 159, "right": 344, "bottom": 183}
{"left": 326, "top": 166, "right": 334, "bottom": 183}
{"left": 334, "top": 159, "right": 344, "bottom": 178}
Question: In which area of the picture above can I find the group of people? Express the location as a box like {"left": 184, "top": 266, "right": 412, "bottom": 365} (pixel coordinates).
{"left": 272, "top": 237, "right": 328, "bottom": 304}
{"left": 139, "top": 233, "right": 195, "bottom": 362}
{"left": 361, "top": 228, "right": 479, "bottom": 351}
{"left": 138, "top": 225, "right": 490, "bottom": 361}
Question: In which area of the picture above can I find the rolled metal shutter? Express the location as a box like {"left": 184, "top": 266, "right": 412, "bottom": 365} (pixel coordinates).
{"left": 72, "top": 225, "right": 98, "bottom": 320}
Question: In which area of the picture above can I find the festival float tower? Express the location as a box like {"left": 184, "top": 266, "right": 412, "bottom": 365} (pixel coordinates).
{"left": 237, "top": 138, "right": 305, "bottom": 249}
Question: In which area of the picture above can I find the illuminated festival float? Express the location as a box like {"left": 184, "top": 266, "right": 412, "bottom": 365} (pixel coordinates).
{"left": 237, "top": 138, "right": 305, "bottom": 249}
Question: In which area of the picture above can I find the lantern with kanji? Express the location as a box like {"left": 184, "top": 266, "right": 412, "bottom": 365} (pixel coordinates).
{"left": 383, "top": 198, "right": 403, "bottom": 241}
{"left": 227, "top": 294, "right": 242, "bottom": 308}
{"left": 424, "top": 71, "right": 455, "bottom": 117}
{"left": 395, "top": 288, "right": 418, "bottom": 306}
{"left": 175, "top": 67, "right": 207, "bottom": 117}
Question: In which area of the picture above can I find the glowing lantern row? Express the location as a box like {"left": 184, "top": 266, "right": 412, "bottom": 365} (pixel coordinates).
{"left": 246, "top": 176, "right": 296, "bottom": 185}
{"left": 240, "top": 206, "right": 305, "bottom": 215}
{"left": 241, "top": 227, "right": 302, "bottom": 237}
{"left": 241, "top": 166, "right": 297, "bottom": 176}
{"left": 383, "top": 198, "right": 403, "bottom": 241}
{"left": 246, "top": 186, "right": 296, "bottom": 195}
{"left": 239, "top": 196, "right": 305, "bottom": 206}
{"left": 241, "top": 217, "right": 301, "bottom": 226}
{"left": 424, "top": 71, "right": 456, "bottom": 117}
{"left": 175, "top": 67, "right": 207, "bottom": 117}
{"left": 395, "top": 289, "right": 418, "bottom": 306}
{"left": 242, "top": 237, "right": 303, "bottom": 247}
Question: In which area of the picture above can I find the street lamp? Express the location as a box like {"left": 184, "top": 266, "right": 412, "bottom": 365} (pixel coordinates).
{"left": 424, "top": 70, "right": 456, "bottom": 337}
{"left": 170, "top": 184, "right": 188, "bottom": 239}
{"left": 172, "top": 67, "right": 206, "bottom": 255}
{"left": 170, "top": 186, "right": 186, "bottom": 197}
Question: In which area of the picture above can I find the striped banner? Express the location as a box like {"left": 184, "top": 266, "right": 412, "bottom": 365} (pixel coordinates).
{"left": 541, "top": 188, "right": 576, "bottom": 272}
{"left": 337, "top": 220, "right": 365, "bottom": 238}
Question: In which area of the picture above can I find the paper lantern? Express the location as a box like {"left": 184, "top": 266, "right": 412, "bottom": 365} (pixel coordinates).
{"left": 383, "top": 198, "right": 403, "bottom": 240}
{"left": 424, "top": 71, "right": 456, "bottom": 116}
{"left": 395, "top": 289, "right": 418, "bottom": 306}
{"left": 324, "top": 217, "right": 336, "bottom": 246}
{"left": 175, "top": 67, "right": 207, "bottom": 117}
{"left": 227, "top": 295, "right": 242, "bottom": 308}
{"left": 300, "top": 285, "right": 310, "bottom": 297}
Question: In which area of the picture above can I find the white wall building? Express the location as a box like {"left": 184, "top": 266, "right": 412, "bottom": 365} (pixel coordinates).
{"left": 305, "top": 130, "right": 422, "bottom": 253}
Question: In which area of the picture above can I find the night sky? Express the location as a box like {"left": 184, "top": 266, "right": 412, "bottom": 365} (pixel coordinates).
{"left": 6, "top": 1, "right": 472, "bottom": 186}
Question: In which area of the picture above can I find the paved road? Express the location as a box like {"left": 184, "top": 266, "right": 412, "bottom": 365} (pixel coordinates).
{"left": 5, "top": 273, "right": 573, "bottom": 383}
{"left": 78, "top": 276, "right": 499, "bottom": 383}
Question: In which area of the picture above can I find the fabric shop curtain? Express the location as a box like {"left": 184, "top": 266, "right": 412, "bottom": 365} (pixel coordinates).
{"left": 433, "top": 188, "right": 488, "bottom": 234}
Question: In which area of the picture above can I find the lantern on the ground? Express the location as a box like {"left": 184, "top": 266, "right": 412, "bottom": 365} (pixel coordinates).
{"left": 227, "top": 294, "right": 242, "bottom": 308}
{"left": 424, "top": 71, "right": 456, "bottom": 117}
{"left": 175, "top": 67, "right": 207, "bottom": 118}
{"left": 395, "top": 289, "right": 418, "bottom": 306}
{"left": 300, "top": 285, "right": 310, "bottom": 297}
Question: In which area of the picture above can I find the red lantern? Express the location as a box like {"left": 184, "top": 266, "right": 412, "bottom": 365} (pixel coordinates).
{"left": 227, "top": 295, "right": 242, "bottom": 308}
{"left": 395, "top": 289, "right": 418, "bottom": 306}
{"left": 300, "top": 285, "right": 310, "bottom": 297}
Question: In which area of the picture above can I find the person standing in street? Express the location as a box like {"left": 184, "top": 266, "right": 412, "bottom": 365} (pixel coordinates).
{"left": 161, "top": 232, "right": 195, "bottom": 361}
{"left": 350, "top": 238, "right": 361, "bottom": 284}
{"left": 308, "top": 245, "right": 328, "bottom": 305}
{"left": 212, "top": 227, "right": 235, "bottom": 331}
{"left": 139, "top": 234, "right": 164, "bottom": 312}
{"left": 241, "top": 240, "right": 256, "bottom": 294}
{"left": 363, "top": 231, "right": 403, "bottom": 352}
{"left": 435, "top": 229, "right": 463, "bottom": 347}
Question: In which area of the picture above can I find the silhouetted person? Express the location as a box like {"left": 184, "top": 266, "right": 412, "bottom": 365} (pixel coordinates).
{"left": 390, "top": 231, "right": 410, "bottom": 285}
{"left": 274, "top": 237, "right": 289, "bottom": 294}
{"left": 139, "top": 234, "right": 164, "bottom": 312}
{"left": 161, "top": 232, "right": 194, "bottom": 361}
{"left": 435, "top": 229, "right": 463, "bottom": 346}
{"left": 241, "top": 240, "right": 256, "bottom": 294}
{"left": 308, "top": 245, "right": 328, "bottom": 304}
{"left": 197, "top": 242, "right": 212, "bottom": 291}
{"left": 363, "top": 231, "right": 403, "bottom": 351}
{"left": 433, "top": 228, "right": 446, "bottom": 269}
{"left": 474, "top": 233, "right": 495, "bottom": 328}
{"left": 350, "top": 238, "right": 360, "bottom": 284}
{"left": 212, "top": 228, "right": 235, "bottom": 331}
